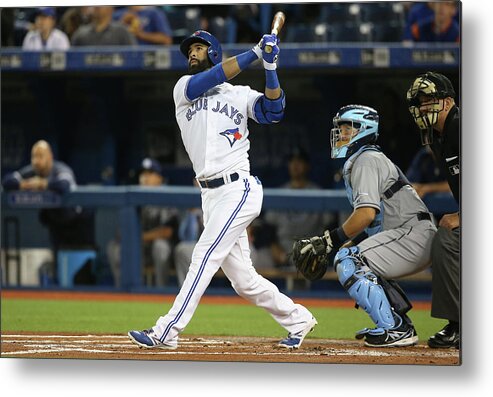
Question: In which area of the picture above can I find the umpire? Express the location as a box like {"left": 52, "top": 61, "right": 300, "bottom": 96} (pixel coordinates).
{"left": 407, "top": 71, "right": 460, "bottom": 348}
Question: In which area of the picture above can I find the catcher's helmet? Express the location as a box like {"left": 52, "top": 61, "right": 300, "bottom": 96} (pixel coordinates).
{"left": 330, "top": 105, "right": 379, "bottom": 159}
{"left": 406, "top": 71, "right": 455, "bottom": 145}
{"left": 180, "top": 30, "right": 222, "bottom": 66}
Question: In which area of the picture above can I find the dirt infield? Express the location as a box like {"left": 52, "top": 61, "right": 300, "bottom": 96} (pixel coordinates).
{"left": 1, "top": 290, "right": 459, "bottom": 365}
{"left": 1, "top": 332, "right": 459, "bottom": 365}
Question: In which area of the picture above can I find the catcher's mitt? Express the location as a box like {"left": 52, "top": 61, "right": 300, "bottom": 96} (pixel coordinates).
{"left": 291, "top": 238, "right": 329, "bottom": 281}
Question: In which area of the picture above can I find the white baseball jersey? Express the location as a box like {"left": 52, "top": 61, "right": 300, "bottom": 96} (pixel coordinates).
{"left": 22, "top": 29, "right": 70, "bottom": 51}
{"left": 173, "top": 75, "right": 262, "bottom": 180}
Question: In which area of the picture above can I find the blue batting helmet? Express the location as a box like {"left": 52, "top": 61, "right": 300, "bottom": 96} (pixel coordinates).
{"left": 180, "top": 30, "right": 222, "bottom": 65}
{"left": 330, "top": 105, "right": 379, "bottom": 159}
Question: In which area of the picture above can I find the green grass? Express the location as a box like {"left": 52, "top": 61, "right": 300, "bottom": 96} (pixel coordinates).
{"left": 1, "top": 298, "right": 447, "bottom": 340}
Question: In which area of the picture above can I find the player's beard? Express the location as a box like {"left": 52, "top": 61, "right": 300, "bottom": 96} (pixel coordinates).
{"left": 188, "top": 58, "right": 211, "bottom": 74}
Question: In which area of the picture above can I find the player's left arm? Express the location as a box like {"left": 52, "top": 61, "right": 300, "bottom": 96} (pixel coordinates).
{"left": 186, "top": 41, "right": 264, "bottom": 101}
{"left": 186, "top": 34, "right": 284, "bottom": 118}
{"left": 253, "top": 34, "right": 285, "bottom": 124}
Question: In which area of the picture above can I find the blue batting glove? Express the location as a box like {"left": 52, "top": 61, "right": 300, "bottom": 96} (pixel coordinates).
{"left": 260, "top": 34, "right": 280, "bottom": 69}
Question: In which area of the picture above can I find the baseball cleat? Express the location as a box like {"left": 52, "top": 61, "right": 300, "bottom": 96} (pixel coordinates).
{"left": 128, "top": 329, "right": 177, "bottom": 349}
{"left": 428, "top": 321, "right": 460, "bottom": 349}
{"left": 362, "top": 323, "right": 418, "bottom": 347}
{"left": 278, "top": 317, "right": 318, "bottom": 349}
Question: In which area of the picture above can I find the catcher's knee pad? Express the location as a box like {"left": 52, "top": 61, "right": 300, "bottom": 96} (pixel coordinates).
{"left": 334, "top": 247, "right": 395, "bottom": 329}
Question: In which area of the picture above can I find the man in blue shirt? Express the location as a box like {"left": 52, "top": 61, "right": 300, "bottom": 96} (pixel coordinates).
{"left": 404, "top": 2, "right": 459, "bottom": 43}
{"left": 113, "top": 5, "right": 173, "bottom": 45}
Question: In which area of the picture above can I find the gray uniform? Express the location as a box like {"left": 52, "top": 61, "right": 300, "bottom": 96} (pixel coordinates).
{"left": 344, "top": 148, "right": 437, "bottom": 279}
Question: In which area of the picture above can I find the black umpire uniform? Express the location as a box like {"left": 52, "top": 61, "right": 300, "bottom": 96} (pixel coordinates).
{"left": 429, "top": 105, "right": 460, "bottom": 324}
{"left": 407, "top": 71, "right": 460, "bottom": 349}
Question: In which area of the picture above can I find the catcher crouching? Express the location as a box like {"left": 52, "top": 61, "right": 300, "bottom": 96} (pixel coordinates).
{"left": 292, "top": 104, "right": 437, "bottom": 347}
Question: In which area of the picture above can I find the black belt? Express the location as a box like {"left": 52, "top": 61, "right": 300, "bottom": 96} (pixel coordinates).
{"left": 417, "top": 212, "right": 432, "bottom": 222}
{"left": 198, "top": 172, "right": 239, "bottom": 189}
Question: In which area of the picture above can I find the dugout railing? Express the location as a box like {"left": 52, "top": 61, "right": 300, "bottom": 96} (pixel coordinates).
{"left": 1, "top": 187, "right": 457, "bottom": 291}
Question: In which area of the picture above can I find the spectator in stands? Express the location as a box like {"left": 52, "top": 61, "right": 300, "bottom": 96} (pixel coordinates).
{"left": 22, "top": 7, "right": 70, "bottom": 50}
{"left": 406, "top": 145, "right": 451, "bottom": 199}
{"left": 106, "top": 158, "right": 179, "bottom": 288}
{"left": 403, "top": 1, "right": 459, "bottom": 43}
{"left": 2, "top": 140, "right": 75, "bottom": 193}
{"left": 1, "top": 140, "right": 95, "bottom": 280}
{"left": 113, "top": 5, "right": 173, "bottom": 45}
{"left": 403, "top": 2, "right": 433, "bottom": 38}
{"left": 71, "top": 6, "right": 136, "bottom": 46}
{"left": 59, "top": 6, "right": 93, "bottom": 41}
{"left": 264, "top": 148, "right": 336, "bottom": 268}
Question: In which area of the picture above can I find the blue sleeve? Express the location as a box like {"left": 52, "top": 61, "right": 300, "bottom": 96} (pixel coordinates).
{"left": 186, "top": 64, "right": 228, "bottom": 101}
{"left": 265, "top": 69, "right": 280, "bottom": 90}
{"left": 186, "top": 49, "right": 258, "bottom": 101}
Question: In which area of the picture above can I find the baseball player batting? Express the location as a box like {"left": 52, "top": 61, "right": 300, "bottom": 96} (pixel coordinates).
{"left": 128, "top": 28, "right": 317, "bottom": 350}
{"left": 292, "top": 105, "right": 437, "bottom": 347}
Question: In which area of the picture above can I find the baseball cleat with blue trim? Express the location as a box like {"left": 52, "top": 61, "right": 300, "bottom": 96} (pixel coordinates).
{"left": 128, "top": 329, "right": 177, "bottom": 349}
{"left": 278, "top": 317, "right": 318, "bottom": 349}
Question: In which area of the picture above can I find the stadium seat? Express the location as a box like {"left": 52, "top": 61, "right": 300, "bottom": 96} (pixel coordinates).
{"left": 371, "top": 21, "right": 405, "bottom": 42}
{"left": 319, "top": 3, "right": 361, "bottom": 24}
{"left": 329, "top": 22, "right": 367, "bottom": 43}
{"left": 360, "top": 2, "right": 405, "bottom": 25}
{"left": 285, "top": 24, "right": 319, "bottom": 43}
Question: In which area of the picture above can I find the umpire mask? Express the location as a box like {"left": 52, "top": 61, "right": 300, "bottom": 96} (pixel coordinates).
{"left": 407, "top": 72, "right": 455, "bottom": 145}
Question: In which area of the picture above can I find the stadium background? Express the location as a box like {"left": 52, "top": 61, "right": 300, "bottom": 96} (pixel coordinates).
{"left": 1, "top": 2, "right": 459, "bottom": 296}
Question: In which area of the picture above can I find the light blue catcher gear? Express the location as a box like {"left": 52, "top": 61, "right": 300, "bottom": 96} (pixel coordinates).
{"left": 330, "top": 105, "right": 379, "bottom": 159}
{"left": 335, "top": 247, "right": 396, "bottom": 329}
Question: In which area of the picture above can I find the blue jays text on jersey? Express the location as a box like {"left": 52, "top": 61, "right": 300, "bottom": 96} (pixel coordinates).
{"left": 186, "top": 97, "right": 245, "bottom": 125}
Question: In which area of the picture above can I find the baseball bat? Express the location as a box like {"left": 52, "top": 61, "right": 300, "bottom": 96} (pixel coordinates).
{"left": 265, "top": 12, "right": 286, "bottom": 54}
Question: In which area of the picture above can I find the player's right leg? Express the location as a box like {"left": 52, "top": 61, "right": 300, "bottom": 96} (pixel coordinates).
{"left": 335, "top": 247, "right": 417, "bottom": 347}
